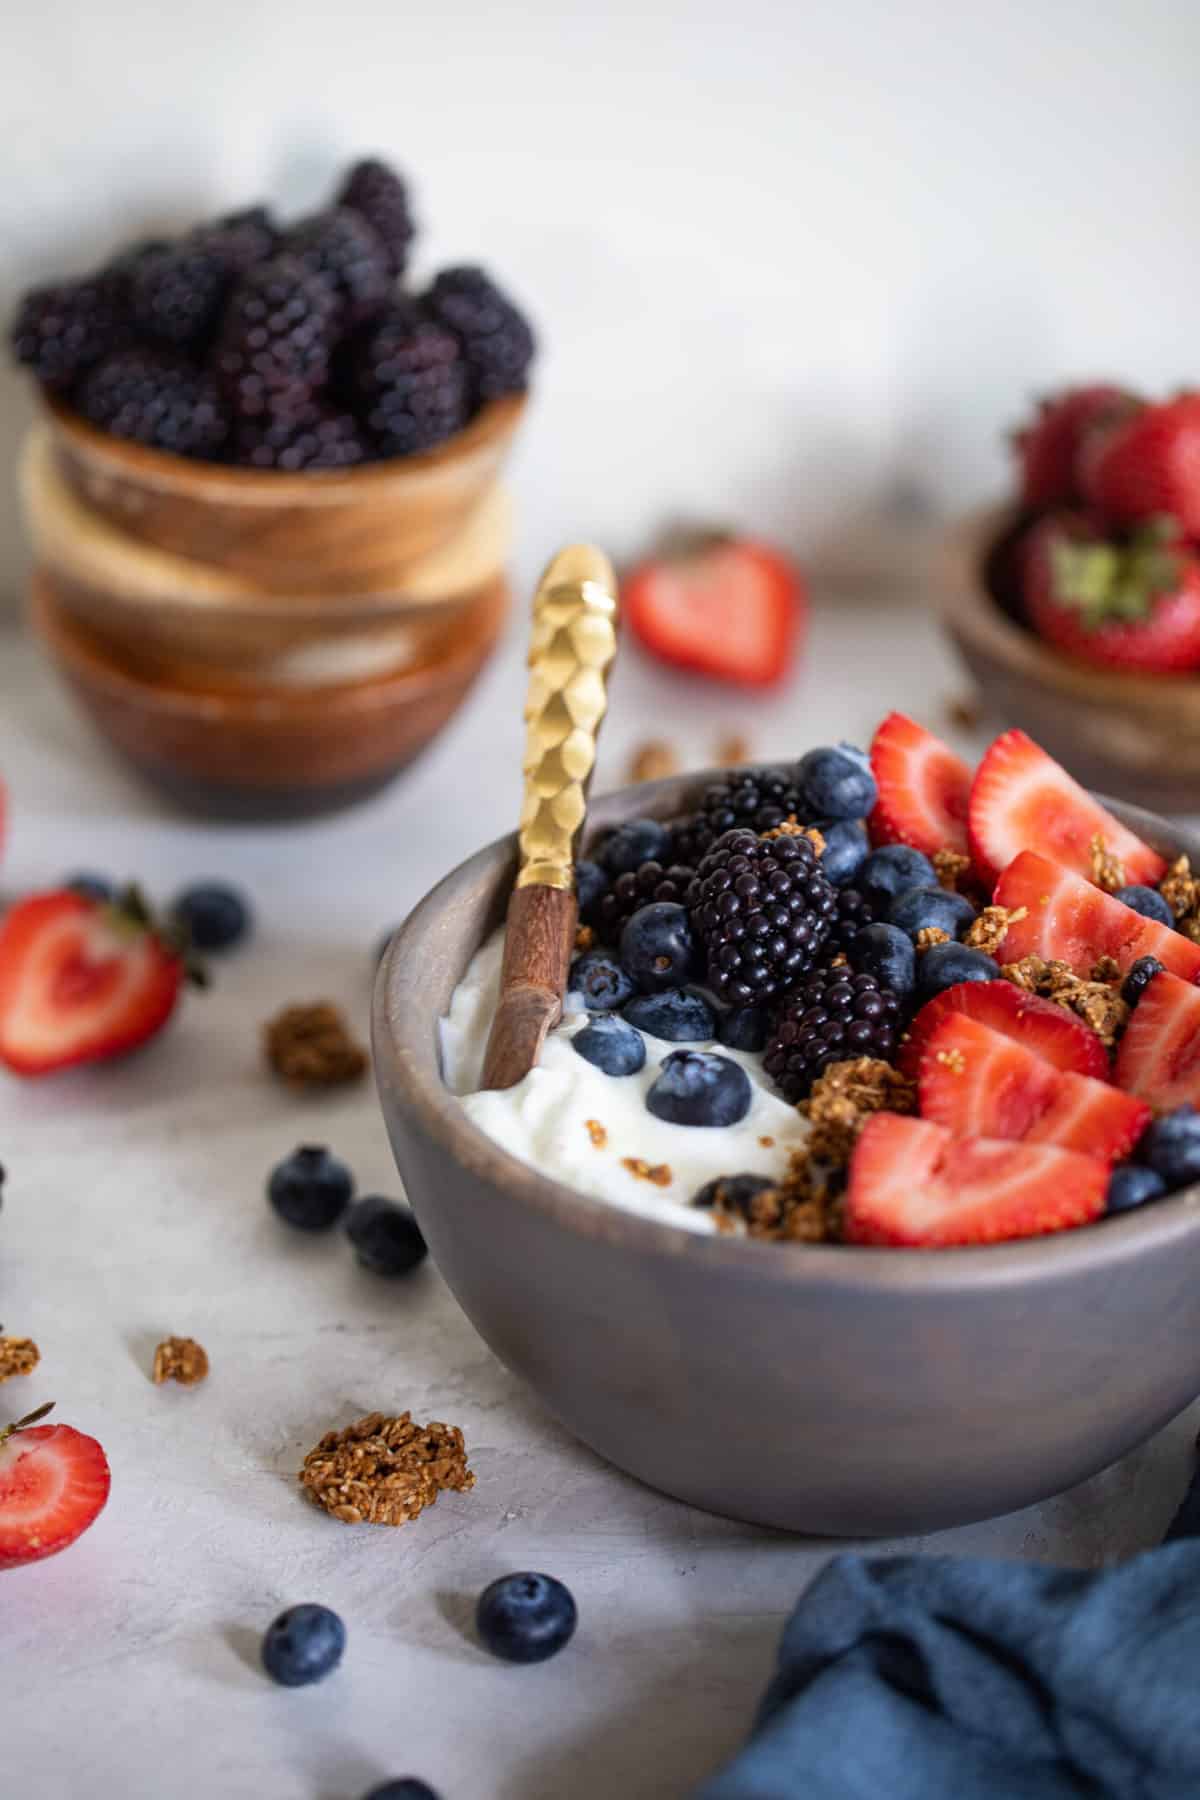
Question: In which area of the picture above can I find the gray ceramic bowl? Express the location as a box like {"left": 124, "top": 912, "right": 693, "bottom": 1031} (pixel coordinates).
{"left": 374, "top": 774, "right": 1200, "bottom": 1536}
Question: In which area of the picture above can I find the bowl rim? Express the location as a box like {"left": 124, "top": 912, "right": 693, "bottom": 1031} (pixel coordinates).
{"left": 43, "top": 390, "right": 527, "bottom": 506}
{"left": 376, "top": 768, "right": 1200, "bottom": 1291}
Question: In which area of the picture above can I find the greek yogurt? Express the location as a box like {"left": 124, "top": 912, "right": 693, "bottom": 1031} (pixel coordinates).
{"left": 441, "top": 929, "right": 809, "bottom": 1229}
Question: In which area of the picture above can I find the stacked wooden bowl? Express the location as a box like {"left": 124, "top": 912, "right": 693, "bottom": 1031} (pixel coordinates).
{"left": 21, "top": 394, "right": 525, "bottom": 817}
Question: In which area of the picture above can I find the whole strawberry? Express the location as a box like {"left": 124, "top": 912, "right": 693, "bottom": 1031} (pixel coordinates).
{"left": 1021, "top": 512, "right": 1200, "bottom": 674}
{"left": 1080, "top": 394, "right": 1200, "bottom": 535}
{"left": 1013, "top": 384, "right": 1137, "bottom": 511}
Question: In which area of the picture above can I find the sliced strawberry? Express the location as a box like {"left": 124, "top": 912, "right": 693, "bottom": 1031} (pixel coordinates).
{"left": 844, "top": 1112, "right": 1108, "bottom": 1247}
{"left": 867, "top": 712, "right": 971, "bottom": 856}
{"left": 968, "top": 729, "right": 1166, "bottom": 888}
{"left": 1114, "top": 969, "right": 1200, "bottom": 1111}
{"left": 1013, "top": 384, "right": 1137, "bottom": 511}
{"left": 918, "top": 1014, "right": 1149, "bottom": 1163}
{"left": 622, "top": 536, "right": 803, "bottom": 688}
{"left": 899, "top": 978, "right": 1108, "bottom": 1081}
{"left": 0, "top": 1409, "right": 110, "bottom": 1569}
{"left": 993, "top": 851, "right": 1200, "bottom": 983}
{"left": 0, "top": 888, "right": 187, "bottom": 1077}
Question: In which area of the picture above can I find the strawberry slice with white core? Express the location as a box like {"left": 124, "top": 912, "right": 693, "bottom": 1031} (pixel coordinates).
{"left": 0, "top": 1411, "right": 111, "bottom": 1569}
{"left": 845, "top": 1112, "right": 1109, "bottom": 1247}
{"left": 993, "top": 852, "right": 1200, "bottom": 983}
{"left": 1115, "top": 969, "right": 1200, "bottom": 1111}
{"left": 918, "top": 1014, "right": 1149, "bottom": 1162}
{"left": 898, "top": 978, "right": 1109, "bottom": 1081}
{"left": 868, "top": 712, "right": 971, "bottom": 856}
{"left": 968, "top": 728, "right": 1166, "bottom": 888}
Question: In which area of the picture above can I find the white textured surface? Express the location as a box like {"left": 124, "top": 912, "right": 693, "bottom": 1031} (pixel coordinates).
{"left": 2, "top": 613, "right": 1197, "bottom": 1800}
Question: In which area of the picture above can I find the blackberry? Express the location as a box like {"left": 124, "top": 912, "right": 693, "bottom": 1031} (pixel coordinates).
{"left": 129, "top": 242, "right": 229, "bottom": 349}
{"left": 425, "top": 266, "right": 535, "bottom": 399}
{"left": 10, "top": 274, "right": 130, "bottom": 390}
{"left": 193, "top": 206, "right": 277, "bottom": 275}
{"left": 585, "top": 860, "right": 696, "bottom": 943}
{"left": 336, "top": 158, "right": 415, "bottom": 277}
{"left": 671, "top": 768, "right": 805, "bottom": 866}
{"left": 688, "top": 828, "right": 836, "bottom": 1006}
{"left": 210, "top": 256, "right": 337, "bottom": 420}
{"left": 284, "top": 207, "right": 391, "bottom": 327}
{"left": 827, "top": 885, "right": 880, "bottom": 954}
{"left": 347, "top": 301, "right": 470, "bottom": 456}
{"left": 764, "top": 966, "right": 902, "bottom": 1103}
{"left": 76, "top": 348, "right": 230, "bottom": 459}
{"left": 234, "top": 401, "right": 370, "bottom": 471}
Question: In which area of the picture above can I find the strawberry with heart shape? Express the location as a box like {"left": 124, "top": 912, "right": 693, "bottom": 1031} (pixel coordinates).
{"left": 622, "top": 533, "right": 804, "bottom": 687}
{"left": 0, "top": 1402, "right": 111, "bottom": 1570}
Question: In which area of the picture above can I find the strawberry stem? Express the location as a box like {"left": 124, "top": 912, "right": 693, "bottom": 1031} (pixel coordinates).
{"left": 1050, "top": 515, "right": 1181, "bottom": 629}
{"left": 0, "top": 1400, "right": 54, "bottom": 1447}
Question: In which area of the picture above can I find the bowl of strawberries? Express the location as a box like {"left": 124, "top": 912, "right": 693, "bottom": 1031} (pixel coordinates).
{"left": 941, "top": 385, "right": 1200, "bottom": 810}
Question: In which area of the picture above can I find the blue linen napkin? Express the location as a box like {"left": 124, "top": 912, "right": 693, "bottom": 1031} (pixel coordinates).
{"left": 695, "top": 1450, "right": 1200, "bottom": 1799}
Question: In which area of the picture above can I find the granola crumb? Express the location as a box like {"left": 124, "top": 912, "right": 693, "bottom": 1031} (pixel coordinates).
{"left": 828, "top": 951, "right": 849, "bottom": 968}
{"left": 963, "top": 904, "right": 1027, "bottom": 957}
{"left": 0, "top": 1335, "right": 39, "bottom": 1384}
{"left": 715, "top": 732, "right": 752, "bottom": 767}
{"left": 759, "top": 1135, "right": 775, "bottom": 1148}
{"left": 946, "top": 693, "right": 983, "bottom": 731}
{"left": 585, "top": 1118, "right": 608, "bottom": 1149}
{"left": 300, "top": 1412, "right": 474, "bottom": 1527}
{"left": 1091, "top": 955, "right": 1122, "bottom": 984}
{"left": 263, "top": 1002, "right": 368, "bottom": 1088}
{"left": 935, "top": 1047, "right": 966, "bottom": 1075}
{"left": 800, "top": 1057, "right": 917, "bottom": 1167}
{"left": 915, "top": 927, "right": 951, "bottom": 952}
{"left": 152, "top": 1336, "right": 209, "bottom": 1386}
{"left": 932, "top": 848, "right": 971, "bottom": 893}
{"left": 621, "top": 1157, "right": 672, "bottom": 1187}
{"left": 1089, "top": 834, "right": 1126, "bottom": 894}
{"left": 574, "top": 924, "right": 596, "bottom": 952}
{"left": 1160, "top": 855, "right": 1199, "bottom": 923}
{"left": 761, "top": 818, "right": 826, "bottom": 857}
{"left": 628, "top": 740, "right": 680, "bottom": 784}
{"left": 1000, "top": 954, "right": 1127, "bottom": 1047}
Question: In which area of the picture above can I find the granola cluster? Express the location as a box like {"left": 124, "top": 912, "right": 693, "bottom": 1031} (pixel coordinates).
{"left": 932, "top": 848, "right": 971, "bottom": 893}
{"left": 627, "top": 740, "right": 680, "bottom": 784}
{"left": 800, "top": 1057, "right": 917, "bottom": 1167}
{"left": 152, "top": 1336, "right": 209, "bottom": 1386}
{"left": 1001, "top": 955, "right": 1129, "bottom": 1047}
{"left": 1088, "top": 834, "right": 1126, "bottom": 893}
{"left": 263, "top": 1002, "right": 368, "bottom": 1087}
{"left": 1160, "top": 856, "right": 1200, "bottom": 943}
{"left": 0, "top": 1336, "right": 39, "bottom": 1384}
{"left": 300, "top": 1411, "right": 474, "bottom": 1527}
{"left": 963, "top": 904, "right": 1028, "bottom": 958}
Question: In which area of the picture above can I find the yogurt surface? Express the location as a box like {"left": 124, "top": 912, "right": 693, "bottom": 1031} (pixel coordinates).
{"left": 441, "top": 928, "right": 809, "bottom": 1229}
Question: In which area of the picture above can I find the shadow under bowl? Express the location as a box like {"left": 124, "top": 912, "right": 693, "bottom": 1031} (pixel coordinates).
{"left": 374, "top": 771, "right": 1200, "bottom": 1536}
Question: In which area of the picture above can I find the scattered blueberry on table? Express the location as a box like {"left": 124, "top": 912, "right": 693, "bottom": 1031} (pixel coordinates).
{"left": 172, "top": 881, "right": 251, "bottom": 951}
{"left": 267, "top": 1145, "right": 355, "bottom": 1231}
{"left": 261, "top": 1604, "right": 346, "bottom": 1687}
{"left": 475, "top": 1572, "right": 578, "bottom": 1664}
{"left": 65, "top": 873, "right": 114, "bottom": 902}
{"left": 623, "top": 988, "right": 715, "bottom": 1043}
{"left": 645, "top": 1050, "right": 752, "bottom": 1126}
{"left": 361, "top": 1782, "right": 441, "bottom": 1800}
{"left": 572, "top": 1015, "right": 646, "bottom": 1076}
{"left": 344, "top": 1196, "right": 428, "bottom": 1275}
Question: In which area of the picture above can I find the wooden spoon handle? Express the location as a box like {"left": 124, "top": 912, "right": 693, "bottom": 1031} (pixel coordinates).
{"left": 480, "top": 545, "right": 619, "bottom": 1091}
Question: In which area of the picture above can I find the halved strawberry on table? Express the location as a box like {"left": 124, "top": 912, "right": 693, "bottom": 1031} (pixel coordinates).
{"left": 844, "top": 1112, "right": 1109, "bottom": 1247}
{"left": 1021, "top": 512, "right": 1200, "bottom": 675}
{"left": 0, "top": 886, "right": 198, "bottom": 1077}
{"left": 1114, "top": 968, "right": 1200, "bottom": 1112}
{"left": 968, "top": 728, "right": 1166, "bottom": 888}
{"left": 867, "top": 711, "right": 971, "bottom": 857}
{"left": 993, "top": 851, "right": 1200, "bottom": 984}
{"left": 898, "top": 977, "right": 1109, "bottom": 1081}
{"left": 1013, "top": 383, "right": 1138, "bottom": 511}
{"left": 918, "top": 1013, "right": 1149, "bottom": 1163}
{"left": 1079, "top": 392, "right": 1200, "bottom": 537}
{"left": 0, "top": 1403, "right": 110, "bottom": 1570}
{"left": 622, "top": 534, "right": 804, "bottom": 688}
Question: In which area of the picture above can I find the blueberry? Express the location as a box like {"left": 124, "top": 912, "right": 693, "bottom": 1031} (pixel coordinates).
{"left": 475, "top": 1572, "right": 577, "bottom": 1665}
{"left": 887, "top": 885, "right": 977, "bottom": 943}
{"left": 344, "top": 1196, "right": 428, "bottom": 1275}
{"left": 692, "top": 1172, "right": 776, "bottom": 1215}
{"left": 572, "top": 1015, "right": 646, "bottom": 1075}
{"left": 575, "top": 859, "right": 609, "bottom": 915}
{"left": 261, "top": 1604, "right": 345, "bottom": 1686}
{"left": 717, "top": 1004, "right": 769, "bottom": 1052}
{"left": 624, "top": 988, "right": 716, "bottom": 1042}
{"left": 916, "top": 942, "right": 1001, "bottom": 1004}
{"left": 1106, "top": 1164, "right": 1168, "bottom": 1215}
{"left": 796, "top": 744, "right": 877, "bottom": 821}
{"left": 1122, "top": 954, "right": 1166, "bottom": 1008}
{"left": 858, "top": 845, "right": 938, "bottom": 912}
{"left": 620, "top": 902, "right": 699, "bottom": 992}
{"left": 598, "top": 818, "right": 670, "bottom": 876}
{"left": 66, "top": 873, "right": 113, "bottom": 903}
{"left": 568, "top": 952, "right": 635, "bottom": 1012}
{"left": 268, "top": 1145, "right": 354, "bottom": 1231}
{"left": 816, "top": 819, "right": 870, "bottom": 886}
{"left": 645, "top": 1050, "right": 752, "bottom": 1126}
{"left": 172, "top": 881, "right": 251, "bottom": 950}
{"left": 1115, "top": 884, "right": 1175, "bottom": 929}
{"left": 361, "top": 1784, "right": 440, "bottom": 1800}
{"left": 846, "top": 923, "right": 916, "bottom": 999}
{"left": 1138, "top": 1106, "right": 1200, "bottom": 1192}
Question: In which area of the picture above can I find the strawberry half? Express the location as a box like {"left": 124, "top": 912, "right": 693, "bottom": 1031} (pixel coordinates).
{"left": 622, "top": 535, "right": 804, "bottom": 688}
{"left": 1080, "top": 394, "right": 1200, "bottom": 537}
{"left": 1114, "top": 969, "right": 1200, "bottom": 1112}
{"left": 844, "top": 1113, "right": 1108, "bottom": 1247}
{"left": 0, "top": 1404, "right": 110, "bottom": 1569}
{"left": 0, "top": 887, "right": 193, "bottom": 1077}
{"left": 1022, "top": 512, "right": 1200, "bottom": 676}
{"left": 968, "top": 728, "right": 1166, "bottom": 888}
{"left": 918, "top": 1013, "right": 1149, "bottom": 1163}
{"left": 867, "top": 712, "right": 971, "bottom": 857}
{"left": 993, "top": 851, "right": 1200, "bottom": 983}
{"left": 898, "top": 978, "right": 1109, "bottom": 1081}
{"left": 1013, "top": 384, "right": 1136, "bottom": 511}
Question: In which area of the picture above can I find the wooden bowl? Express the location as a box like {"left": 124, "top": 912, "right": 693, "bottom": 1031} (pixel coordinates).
{"left": 939, "top": 504, "right": 1200, "bottom": 811}
{"left": 29, "top": 570, "right": 510, "bottom": 819}
{"left": 42, "top": 390, "right": 527, "bottom": 592}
